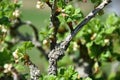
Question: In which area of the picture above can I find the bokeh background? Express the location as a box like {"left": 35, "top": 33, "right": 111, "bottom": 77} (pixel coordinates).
{"left": 19, "top": 0, "right": 120, "bottom": 75}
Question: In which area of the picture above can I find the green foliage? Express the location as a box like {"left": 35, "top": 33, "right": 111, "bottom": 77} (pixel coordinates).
{"left": 0, "top": 49, "right": 12, "bottom": 66}
{"left": 82, "top": 77, "right": 92, "bottom": 80}
{"left": 74, "top": 13, "right": 120, "bottom": 62}
{"left": 90, "top": 0, "right": 102, "bottom": 3}
{"left": 64, "top": 5, "right": 83, "bottom": 22}
{"left": 18, "top": 41, "right": 34, "bottom": 53}
{"left": 39, "top": 66, "right": 93, "bottom": 80}
{"left": 0, "top": 0, "right": 21, "bottom": 26}
{"left": 12, "top": 41, "right": 34, "bottom": 63}
{"left": 0, "top": 0, "right": 120, "bottom": 80}
{"left": 40, "top": 66, "right": 80, "bottom": 80}
{"left": 59, "top": 4, "right": 83, "bottom": 22}
{"left": 57, "top": 0, "right": 67, "bottom": 8}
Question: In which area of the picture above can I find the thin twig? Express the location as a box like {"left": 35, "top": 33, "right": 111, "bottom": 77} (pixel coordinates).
{"left": 49, "top": 0, "right": 60, "bottom": 50}
{"left": 21, "top": 21, "right": 48, "bottom": 59}
{"left": 61, "top": 0, "right": 111, "bottom": 49}
{"left": 11, "top": 67, "right": 21, "bottom": 80}
{"left": 45, "top": 0, "right": 52, "bottom": 8}
{"left": 48, "top": 0, "right": 111, "bottom": 75}
{"left": 22, "top": 21, "right": 39, "bottom": 41}
{"left": 11, "top": 18, "right": 38, "bottom": 41}
{"left": 9, "top": 18, "right": 48, "bottom": 59}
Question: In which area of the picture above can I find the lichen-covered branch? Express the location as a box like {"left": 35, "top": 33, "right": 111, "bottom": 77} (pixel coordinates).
{"left": 48, "top": 0, "right": 111, "bottom": 75}
{"left": 23, "top": 54, "right": 41, "bottom": 80}
{"left": 28, "top": 61, "right": 40, "bottom": 80}
{"left": 48, "top": 44, "right": 65, "bottom": 75}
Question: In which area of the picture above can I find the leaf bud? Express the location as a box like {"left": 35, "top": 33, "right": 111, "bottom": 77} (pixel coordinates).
{"left": 4, "top": 64, "right": 13, "bottom": 73}
{"left": 91, "top": 33, "right": 97, "bottom": 40}
{"left": 104, "top": 39, "right": 110, "bottom": 45}
{"left": 13, "top": 9, "right": 20, "bottom": 17}
{"left": 43, "top": 39, "right": 49, "bottom": 45}
{"left": 36, "top": 1, "right": 44, "bottom": 9}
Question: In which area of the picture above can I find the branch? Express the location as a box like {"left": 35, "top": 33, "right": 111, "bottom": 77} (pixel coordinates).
{"left": 10, "top": 18, "right": 38, "bottom": 41}
{"left": 23, "top": 54, "right": 41, "bottom": 80}
{"left": 29, "top": 62, "right": 41, "bottom": 80}
{"left": 3, "top": 63, "right": 25, "bottom": 80}
{"left": 11, "top": 66, "right": 21, "bottom": 80}
{"left": 49, "top": 0, "right": 60, "bottom": 50}
{"left": 21, "top": 21, "right": 49, "bottom": 59}
{"left": 21, "top": 21, "right": 48, "bottom": 59}
{"left": 27, "top": 58, "right": 41, "bottom": 80}
{"left": 45, "top": 0, "right": 52, "bottom": 8}
{"left": 62, "top": 0, "right": 111, "bottom": 49}
{"left": 22, "top": 21, "right": 39, "bottom": 41}
{"left": 48, "top": 0, "right": 111, "bottom": 75}
{"left": 9, "top": 18, "right": 48, "bottom": 59}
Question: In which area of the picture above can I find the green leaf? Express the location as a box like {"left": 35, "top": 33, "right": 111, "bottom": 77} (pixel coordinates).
{"left": 66, "top": 17, "right": 72, "bottom": 22}
{"left": 74, "top": 8, "right": 81, "bottom": 14}
{"left": 57, "top": 0, "right": 66, "bottom": 8}
{"left": 103, "top": 50, "right": 111, "bottom": 58}
{"left": 83, "top": 77, "right": 92, "bottom": 80}
{"left": 87, "top": 42, "right": 103, "bottom": 59}
{"left": 106, "top": 13, "right": 119, "bottom": 26}
{"left": 86, "top": 42, "right": 93, "bottom": 48}
{"left": 100, "top": 50, "right": 112, "bottom": 62}
{"left": 48, "top": 27, "right": 54, "bottom": 34}
{"left": 105, "top": 26, "right": 116, "bottom": 34}
{"left": 71, "top": 72, "right": 79, "bottom": 80}
{"left": 94, "top": 34, "right": 104, "bottom": 45}
{"left": 0, "top": 49, "right": 12, "bottom": 66}
{"left": 15, "top": 64, "right": 25, "bottom": 72}
{"left": 65, "top": 5, "right": 75, "bottom": 15}
{"left": 59, "top": 67, "right": 65, "bottom": 75}
{"left": 72, "top": 8, "right": 82, "bottom": 20}
{"left": 22, "top": 41, "right": 34, "bottom": 50}
{"left": 18, "top": 41, "right": 34, "bottom": 53}
{"left": 0, "top": 16, "right": 10, "bottom": 26}
{"left": 44, "top": 75, "right": 56, "bottom": 80}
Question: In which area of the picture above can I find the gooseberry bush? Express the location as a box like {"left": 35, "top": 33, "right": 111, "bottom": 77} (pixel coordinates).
{"left": 0, "top": 0, "right": 120, "bottom": 80}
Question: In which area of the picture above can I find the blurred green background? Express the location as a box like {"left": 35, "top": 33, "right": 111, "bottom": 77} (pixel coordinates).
{"left": 18, "top": 0, "right": 120, "bottom": 77}
{"left": 19, "top": 0, "right": 94, "bottom": 73}
{"left": 19, "top": 0, "right": 50, "bottom": 73}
